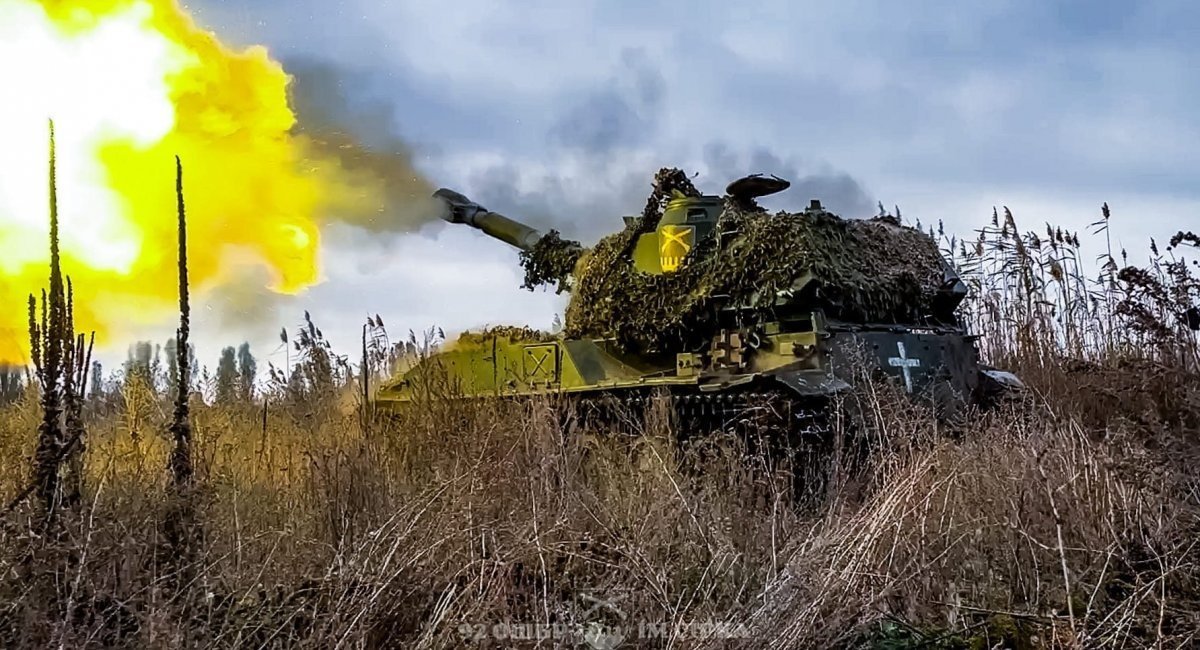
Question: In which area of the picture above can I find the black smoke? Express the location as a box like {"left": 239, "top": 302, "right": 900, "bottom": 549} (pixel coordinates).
{"left": 459, "top": 48, "right": 877, "bottom": 245}
{"left": 701, "top": 144, "right": 876, "bottom": 218}
{"left": 282, "top": 57, "right": 441, "bottom": 232}
{"left": 548, "top": 48, "right": 666, "bottom": 155}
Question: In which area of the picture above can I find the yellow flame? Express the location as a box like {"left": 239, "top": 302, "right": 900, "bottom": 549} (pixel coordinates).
{"left": 0, "top": 0, "right": 389, "bottom": 363}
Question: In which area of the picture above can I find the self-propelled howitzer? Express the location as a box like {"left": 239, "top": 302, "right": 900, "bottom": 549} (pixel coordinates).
{"left": 376, "top": 171, "right": 1021, "bottom": 428}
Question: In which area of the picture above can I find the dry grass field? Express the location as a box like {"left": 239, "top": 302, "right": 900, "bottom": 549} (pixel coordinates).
{"left": 1, "top": 163, "right": 1198, "bottom": 648}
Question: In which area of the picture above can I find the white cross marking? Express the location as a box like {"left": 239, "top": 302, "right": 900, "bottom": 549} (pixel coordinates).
{"left": 887, "top": 342, "right": 921, "bottom": 393}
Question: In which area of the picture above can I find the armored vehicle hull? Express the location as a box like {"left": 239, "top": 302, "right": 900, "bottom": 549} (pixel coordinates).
{"left": 375, "top": 313, "right": 1018, "bottom": 429}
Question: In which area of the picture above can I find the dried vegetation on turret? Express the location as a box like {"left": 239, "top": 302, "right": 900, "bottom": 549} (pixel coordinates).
{"left": 520, "top": 167, "right": 950, "bottom": 353}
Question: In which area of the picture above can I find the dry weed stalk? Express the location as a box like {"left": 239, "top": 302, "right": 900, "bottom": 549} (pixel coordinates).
{"left": 162, "top": 155, "right": 199, "bottom": 593}
{"left": 13, "top": 122, "right": 96, "bottom": 527}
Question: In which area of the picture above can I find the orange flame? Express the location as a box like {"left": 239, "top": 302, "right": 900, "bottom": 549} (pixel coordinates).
{"left": 0, "top": 0, "right": 411, "bottom": 363}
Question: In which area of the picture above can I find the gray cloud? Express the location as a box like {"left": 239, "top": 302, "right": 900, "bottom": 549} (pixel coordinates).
{"left": 700, "top": 144, "right": 876, "bottom": 218}
{"left": 454, "top": 145, "right": 877, "bottom": 246}
{"left": 149, "top": 0, "right": 1200, "bottom": 376}
{"left": 548, "top": 48, "right": 666, "bottom": 155}
{"left": 448, "top": 49, "right": 877, "bottom": 245}
{"left": 444, "top": 48, "right": 672, "bottom": 243}
{"left": 190, "top": 0, "right": 1200, "bottom": 202}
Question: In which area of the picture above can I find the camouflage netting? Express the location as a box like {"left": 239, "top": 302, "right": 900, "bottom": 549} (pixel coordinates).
{"left": 519, "top": 230, "right": 583, "bottom": 293}
{"left": 455, "top": 325, "right": 557, "bottom": 346}
{"left": 522, "top": 167, "right": 949, "bottom": 354}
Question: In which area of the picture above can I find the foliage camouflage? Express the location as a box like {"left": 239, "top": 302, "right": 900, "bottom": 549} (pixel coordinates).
{"left": 453, "top": 325, "right": 557, "bottom": 346}
{"left": 520, "top": 167, "right": 949, "bottom": 353}
{"left": 518, "top": 230, "right": 582, "bottom": 293}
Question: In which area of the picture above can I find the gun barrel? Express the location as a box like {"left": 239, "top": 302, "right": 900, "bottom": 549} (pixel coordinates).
{"left": 434, "top": 188, "right": 543, "bottom": 251}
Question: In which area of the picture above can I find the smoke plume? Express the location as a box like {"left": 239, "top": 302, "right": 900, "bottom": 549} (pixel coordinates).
{"left": 448, "top": 47, "right": 878, "bottom": 250}
{"left": 283, "top": 57, "right": 442, "bottom": 232}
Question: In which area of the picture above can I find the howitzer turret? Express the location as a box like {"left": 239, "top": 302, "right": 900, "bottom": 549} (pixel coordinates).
{"left": 433, "top": 178, "right": 968, "bottom": 320}
{"left": 381, "top": 169, "right": 1022, "bottom": 434}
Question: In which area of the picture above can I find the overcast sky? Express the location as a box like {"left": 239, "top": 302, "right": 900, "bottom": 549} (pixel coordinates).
{"left": 119, "top": 0, "right": 1200, "bottom": 379}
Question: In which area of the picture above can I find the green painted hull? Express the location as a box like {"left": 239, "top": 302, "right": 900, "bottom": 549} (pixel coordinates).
{"left": 375, "top": 312, "right": 1007, "bottom": 412}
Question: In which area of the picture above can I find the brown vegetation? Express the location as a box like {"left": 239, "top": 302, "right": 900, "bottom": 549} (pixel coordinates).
{"left": 0, "top": 157, "right": 1198, "bottom": 648}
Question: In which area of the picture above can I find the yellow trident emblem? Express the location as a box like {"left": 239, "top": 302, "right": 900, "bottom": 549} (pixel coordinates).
{"left": 659, "top": 225, "right": 694, "bottom": 272}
